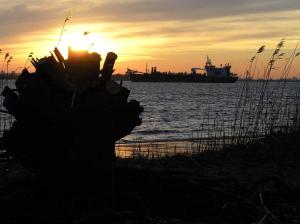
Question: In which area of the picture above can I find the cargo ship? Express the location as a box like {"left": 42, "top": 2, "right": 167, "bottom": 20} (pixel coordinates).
{"left": 127, "top": 57, "right": 238, "bottom": 83}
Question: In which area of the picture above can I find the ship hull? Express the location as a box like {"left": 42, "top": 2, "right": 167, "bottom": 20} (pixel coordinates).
{"left": 129, "top": 74, "right": 238, "bottom": 83}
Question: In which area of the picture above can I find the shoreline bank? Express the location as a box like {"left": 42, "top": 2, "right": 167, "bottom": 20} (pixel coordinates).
{"left": 0, "top": 132, "right": 299, "bottom": 223}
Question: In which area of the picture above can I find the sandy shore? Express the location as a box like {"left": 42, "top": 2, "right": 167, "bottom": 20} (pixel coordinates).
{"left": 116, "top": 140, "right": 199, "bottom": 158}
{"left": 115, "top": 137, "right": 240, "bottom": 158}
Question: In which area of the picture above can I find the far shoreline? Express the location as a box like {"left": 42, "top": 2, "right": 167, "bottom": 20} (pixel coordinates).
{"left": 1, "top": 74, "right": 300, "bottom": 82}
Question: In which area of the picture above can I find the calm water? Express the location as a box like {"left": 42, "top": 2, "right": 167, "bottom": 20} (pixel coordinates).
{"left": 122, "top": 81, "right": 299, "bottom": 142}
{"left": 1, "top": 80, "right": 299, "bottom": 143}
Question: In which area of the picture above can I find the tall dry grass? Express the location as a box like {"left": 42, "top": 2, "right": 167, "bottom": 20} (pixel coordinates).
{"left": 124, "top": 39, "right": 300, "bottom": 158}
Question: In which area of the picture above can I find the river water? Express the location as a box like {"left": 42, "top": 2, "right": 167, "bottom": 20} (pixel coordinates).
{"left": 122, "top": 80, "right": 300, "bottom": 143}
{"left": 1, "top": 80, "right": 299, "bottom": 145}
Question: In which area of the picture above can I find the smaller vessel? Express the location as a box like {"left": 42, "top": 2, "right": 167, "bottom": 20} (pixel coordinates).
{"left": 127, "top": 57, "right": 238, "bottom": 83}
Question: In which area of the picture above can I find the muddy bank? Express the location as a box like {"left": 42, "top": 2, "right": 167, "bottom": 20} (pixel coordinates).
{"left": 0, "top": 132, "right": 299, "bottom": 224}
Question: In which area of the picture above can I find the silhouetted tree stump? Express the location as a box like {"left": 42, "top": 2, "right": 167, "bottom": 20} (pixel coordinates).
{"left": 1, "top": 47, "right": 143, "bottom": 182}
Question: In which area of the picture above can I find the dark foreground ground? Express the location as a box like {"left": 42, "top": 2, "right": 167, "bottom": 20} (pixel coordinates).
{"left": 0, "top": 132, "right": 299, "bottom": 224}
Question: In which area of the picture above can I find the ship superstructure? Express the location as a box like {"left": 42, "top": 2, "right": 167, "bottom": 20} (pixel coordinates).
{"left": 128, "top": 57, "right": 238, "bottom": 83}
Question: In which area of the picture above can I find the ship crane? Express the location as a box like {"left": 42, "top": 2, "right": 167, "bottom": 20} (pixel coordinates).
{"left": 191, "top": 67, "right": 205, "bottom": 74}
{"left": 126, "top": 68, "right": 143, "bottom": 74}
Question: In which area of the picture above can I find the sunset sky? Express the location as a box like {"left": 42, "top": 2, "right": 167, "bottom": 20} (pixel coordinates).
{"left": 1, "top": 0, "right": 300, "bottom": 78}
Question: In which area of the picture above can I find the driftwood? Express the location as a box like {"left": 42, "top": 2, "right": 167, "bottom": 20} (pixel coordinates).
{"left": 1, "top": 47, "right": 143, "bottom": 175}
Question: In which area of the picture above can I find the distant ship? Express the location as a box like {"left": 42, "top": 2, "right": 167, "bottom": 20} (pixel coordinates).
{"left": 127, "top": 57, "right": 238, "bottom": 83}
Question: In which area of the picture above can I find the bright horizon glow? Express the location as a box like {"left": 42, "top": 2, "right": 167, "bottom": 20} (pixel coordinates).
{"left": 1, "top": 0, "right": 300, "bottom": 78}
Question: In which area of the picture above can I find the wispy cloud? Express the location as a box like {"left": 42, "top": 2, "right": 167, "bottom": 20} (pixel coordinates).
{"left": 1, "top": 0, "right": 300, "bottom": 75}
{"left": 81, "top": 0, "right": 300, "bottom": 22}
{"left": 1, "top": 0, "right": 300, "bottom": 36}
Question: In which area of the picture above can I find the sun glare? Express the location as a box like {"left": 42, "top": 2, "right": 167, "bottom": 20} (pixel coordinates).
{"left": 58, "top": 32, "right": 120, "bottom": 59}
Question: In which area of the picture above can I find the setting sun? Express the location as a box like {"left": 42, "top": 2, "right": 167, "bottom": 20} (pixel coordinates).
{"left": 57, "top": 32, "right": 120, "bottom": 60}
